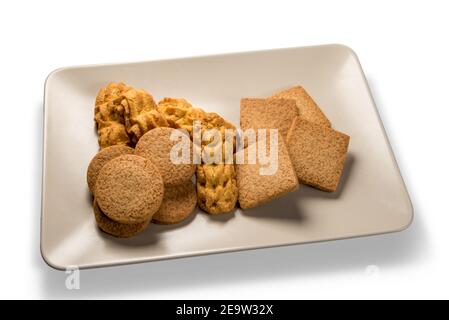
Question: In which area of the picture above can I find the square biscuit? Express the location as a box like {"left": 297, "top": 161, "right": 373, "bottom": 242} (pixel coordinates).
{"left": 286, "top": 117, "right": 350, "bottom": 192}
{"left": 271, "top": 86, "right": 331, "bottom": 127}
{"left": 240, "top": 98, "right": 299, "bottom": 141}
{"left": 236, "top": 135, "right": 299, "bottom": 210}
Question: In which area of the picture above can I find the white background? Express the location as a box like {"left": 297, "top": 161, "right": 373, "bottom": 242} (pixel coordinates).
{"left": 0, "top": 0, "right": 448, "bottom": 299}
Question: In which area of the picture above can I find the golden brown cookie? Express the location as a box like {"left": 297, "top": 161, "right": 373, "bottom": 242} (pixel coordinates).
{"left": 96, "top": 122, "right": 130, "bottom": 149}
{"left": 95, "top": 155, "right": 164, "bottom": 224}
{"left": 94, "top": 82, "right": 167, "bottom": 148}
{"left": 157, "top": 98, "right": 207, "bottom": 136}
{"left": 94, "top": 83, "right": 132, "bottom": 149}
{"left": 135, "top": 127, "right": 196, "bottom": 187}
{"left": 93, "top": 200, "right": 149, "bottom": 238}
{"left": 86, "top": 145, "right": 134, "bottom": 193}
{"left": 286, "top": 117, "right": 350, "bottom": 192}
{"left": 236, "top": 135, "right": 299, "bottom": 210}
{"left": 119, "top": 88, "right": 169, "bottom": 144}
{"left": 157, "top": 98, "right": 236, "bottom": 141}
{"left": 196, "top": 163, "right": 238, "bottom": 214}
{"left": 152, "top": 182, "right": 197, "bottom": 224}
{"left": 95, "top": 82, "right": 131, "bottom": 107}
{"left": 271, "top": 86, "right": 331, "bottom": 127}
{"left": 240, "top": 98, "right": 299, "bottom": 141}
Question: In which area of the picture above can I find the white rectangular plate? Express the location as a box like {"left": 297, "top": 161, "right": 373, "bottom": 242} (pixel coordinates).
{"left": 41, "top": 44, "right": 413, "bottom": 269}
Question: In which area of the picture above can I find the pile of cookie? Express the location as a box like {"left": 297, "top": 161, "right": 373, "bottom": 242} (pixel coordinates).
{"left": 237, "top": 87, "right": 350, "bottom": 209}
{"left": 87, "top": 82, "right": 350, "bottom": 238}
{"left": 87, "top": 127, "right": 197, "bottom": 237}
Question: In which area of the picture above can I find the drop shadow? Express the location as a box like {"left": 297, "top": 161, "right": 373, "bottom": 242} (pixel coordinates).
{"left": 38, "top": 210, "right": 428, "bottom": 298}
{"left": 102, "top": 228, "right": 161, "bottom": 247}
{"left": 240, "top": 190, "right": 306, "bottom": 223}
{"left": 99, "top": 204, "right": 200, "bottom": 247}
{"left": 152, "top": 208, "right": 199, "bottom": 233}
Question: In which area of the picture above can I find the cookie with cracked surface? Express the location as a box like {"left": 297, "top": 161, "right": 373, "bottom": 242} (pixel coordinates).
{"left": 95, "top": 155, "right": 164, "bottom": 224}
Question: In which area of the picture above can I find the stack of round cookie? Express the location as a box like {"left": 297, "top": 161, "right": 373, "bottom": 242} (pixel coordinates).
{"left": 135, "top": 127, "right": 197, "bottom": 225}
{"left": 87, "top": 128, "right": 197, "bottom": 238}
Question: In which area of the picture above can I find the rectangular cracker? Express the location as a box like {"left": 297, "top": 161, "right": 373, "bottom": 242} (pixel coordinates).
{"left": 286, "top": 117, "right": 350, "bottom": 192}
{"left": 236, "top": 135, "right": 299, "bottom": 209}
{"left": 240, "top": 98, "right": 299, "bottom": 141}
{"left": 271, "top": 86, "right": 331, "bottom": 127}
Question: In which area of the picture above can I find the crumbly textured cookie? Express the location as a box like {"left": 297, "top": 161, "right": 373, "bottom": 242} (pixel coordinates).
{"left": 157, "top": 98, "right": 206, "bottom": 135}
{"left": 152, "top": 182, "right": 197, "bottom": 224}
{"left": 95, "top": 83, "right": 132, "bottom": 148}
{"left": 236, "top": 135, "right": 299, "bottom": 209}
{"left": 196, "top": 163, "right": 238, "bottom": 214}
{"left": 95, "top": 155, "right": 164, "bottom": 224}
{"left": 120, "top": 88, "right": 169, "bottom": 144}
{"left": 94, "top": 82, "right": 168, "bottom": 148}
{"left": 93, "top": 200, "right": 149, "bottom": 238}
{"left": 271, "top": 86, "right": 331, "bottom": 127}
{"left": 286, "top": 117, "right": 350, "bottom": 192}
{"left": 86, "top": 145, "right": 134, "bottom": 193}
{"left": 135, "top": 127, "right": 196, "bottom": 187}
{"left": 157, "top": 98, "right": 235, "bottom": 143}
{"left": 95, "top": 82, "right": 131, "bottom": 107}
{"left": 240, "top": 98, "right": 299, "bottom": 141}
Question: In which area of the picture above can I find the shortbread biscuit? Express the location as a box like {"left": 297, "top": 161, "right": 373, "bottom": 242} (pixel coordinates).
{"left": 95, "top": 155, "right": 164, "bottom": 224}
{"left": 286, "top": 117, "right": 350, "bottom": 192}
{"left": 95, "top": 82, "right": 131, "bottom": 107}
{"left": 119, "top": 88, "right": 169, "bottom": 144}
{"left": 95, "top": 83, "right": 132, "bottom": 148}
{"left": 93, "top": 200, "right": 149, "bottom": 238}
{"left": 152, "top": 182, "right": 197, "bottom": 224}
{"left": 240, "top": 98, "right": 299, "bottom": 141}
{"left": 196, "top": 163, "right": 238, "bottom": 214}
{"left": 157, "top": 98, "right": 235, "bottom": 142}
{"left": 271, "top": 86, "right": 331, "bottom": 127}
{"left": 94, "top": 82, "right": 167, "bottom": 148}
{"left": 157, "top": 98, "right": 206, "bottom": 135}
{"left": 135, "top": 127, "right": 196, "bottom": 187}
{"left": 87, "top": 145, "right": 134, "bottom": 193}
{"left": 236, "top": 135, "right": 298, "bottom": 209}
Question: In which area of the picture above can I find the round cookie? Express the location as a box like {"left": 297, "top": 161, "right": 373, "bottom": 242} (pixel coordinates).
{"left": 152, "top": 181, "right": 197, "bottom": 224}
{"left": 93, "top": 200, "right": 149, "bottom": 238}
{"left": 135, "top": 127, "right": 196, "bottom": 187}
{"left": 87, "top": 145, "right": 134, "bottom": 193}
{"left": 95, "top": 154, "right": 164, "bottom": 224}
